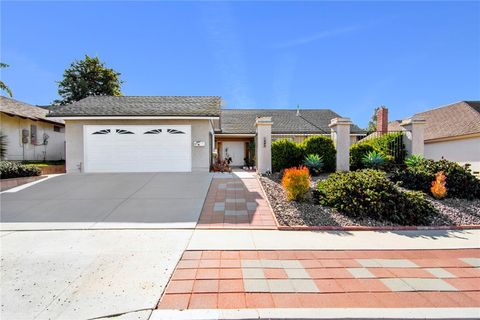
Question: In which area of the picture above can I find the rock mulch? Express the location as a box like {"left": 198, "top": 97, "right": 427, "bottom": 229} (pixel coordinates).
{"left": 260, "top": 174, "right": 480, "bottom": 227}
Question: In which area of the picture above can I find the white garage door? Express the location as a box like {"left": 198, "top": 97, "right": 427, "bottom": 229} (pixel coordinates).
{"left": 84, "top": 125, "right": 191, "bottom": 172}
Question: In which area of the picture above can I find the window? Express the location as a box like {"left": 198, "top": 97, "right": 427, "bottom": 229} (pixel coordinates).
{"left": 54, "top": 125, "right": 61, "bottom": 132}
{"left": 116, "top": 129, "right": 134, "bottom": 135}
{"left": 92, "top": 129, "right": 111, "bottom": 135}
{"left": 167, "top": 129, "right": 185, "bottom": 134}
{"left": 144, "top": 129, "right": 162, "bottom": 134}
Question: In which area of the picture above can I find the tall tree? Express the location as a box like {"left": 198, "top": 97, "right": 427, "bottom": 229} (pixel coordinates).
{"left": 54, "top": 55, "right": 123, "bottom": 105}
{"left": 366, "top": 106, "right": 380, "bottom": 134}
{"left": 0, "top": 63, "right": 13, "bottom": 97}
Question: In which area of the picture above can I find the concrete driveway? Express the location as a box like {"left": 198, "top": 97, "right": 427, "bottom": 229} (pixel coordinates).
{"left": 1, "top": 172, "right": 212, "bottom": 230}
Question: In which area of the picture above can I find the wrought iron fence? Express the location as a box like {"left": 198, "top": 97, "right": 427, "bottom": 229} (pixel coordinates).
{"left": 359, "top": 131, "right": 406, "bottom": 164}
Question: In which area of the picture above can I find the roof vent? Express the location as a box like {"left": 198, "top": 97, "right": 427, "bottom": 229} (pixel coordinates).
{"left": 296, "top": 105, "right": 301, "bottom": 116}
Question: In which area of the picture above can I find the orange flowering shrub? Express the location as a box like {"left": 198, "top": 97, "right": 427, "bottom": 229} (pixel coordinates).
{"left": 431, "top": 171, "right": 447, "bottom": 199}
{"left": 281, "top": 166, "right": 311, "bottom": 201}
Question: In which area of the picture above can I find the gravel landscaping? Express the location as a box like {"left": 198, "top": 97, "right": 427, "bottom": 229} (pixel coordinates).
{"left": 260, "top": 174, "right": 480, "bottom": 227}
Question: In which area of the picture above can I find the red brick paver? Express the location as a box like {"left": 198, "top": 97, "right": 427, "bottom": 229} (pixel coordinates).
{"left": 197, "top": 178, "right": 277, "bottom": 229}
{"left": 157, "top": 249, "right": 480, "bottom": 309}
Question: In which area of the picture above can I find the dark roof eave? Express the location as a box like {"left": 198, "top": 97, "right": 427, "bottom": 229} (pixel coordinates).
{"left": 1, "top": 111, "right": 65, "bottom": 126}
{"left": 48, "top": 114, "right": 220, "bottom": 118}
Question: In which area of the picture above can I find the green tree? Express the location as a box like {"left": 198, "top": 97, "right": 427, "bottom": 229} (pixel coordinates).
{"left": 54, "top": 55, "right": 123, "bottom": 105}
{"left": 0, "top": 63, "right": 13, "bottom": 97}
{"left": 366, "top": 107, "right": 379, "bottom": 134}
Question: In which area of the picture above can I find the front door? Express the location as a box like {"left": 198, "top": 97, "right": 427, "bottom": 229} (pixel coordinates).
{"left": 222, "top": 141, "right": 245, "bottom": 167}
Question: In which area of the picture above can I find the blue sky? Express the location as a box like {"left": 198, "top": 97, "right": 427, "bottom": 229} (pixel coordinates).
{"left": 1, "top": 1, "right": 479, "bottom": 128}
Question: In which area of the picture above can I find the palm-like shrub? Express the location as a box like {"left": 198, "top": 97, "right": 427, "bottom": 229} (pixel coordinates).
{"left": 303, "top": 154, "right": 324, "bottom": 176}
{"left": 362, "top": 151, "right": 385, "bottom": 169}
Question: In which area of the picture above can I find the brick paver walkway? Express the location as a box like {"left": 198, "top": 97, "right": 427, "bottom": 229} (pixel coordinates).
{"left": 157, "top": 249, "right": 480, "bottom": 309}
{"left": 196, "top": 178, "right": 277, "bottom": 229}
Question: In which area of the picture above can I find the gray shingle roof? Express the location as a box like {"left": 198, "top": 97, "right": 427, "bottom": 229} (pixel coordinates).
{"left": 0, "top": 96, "right": 64, "bottom": 125}
{"left": 47, "top": 96, "right": 222, "bottom": 117}
{"left": 414, "top": 101, "right": 480, "bottom": 141}
{"left": 220, "top": 109, "right": 365, "bottom": 134}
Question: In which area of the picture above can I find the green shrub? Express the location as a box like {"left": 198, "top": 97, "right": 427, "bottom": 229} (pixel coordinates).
{"left": 271, "top": 139, "right": 303, "bottom": 172}
{"left": 350, "top": 132, "right": 405, "bottom": 170}
{"left": 391, "top": 159, "right": 480, "bottom": 199}
{"left": 317, "top": 169, "right": 437, "bottom": 225}
{"left": 350, "top": 143, "right": 376, "bottom": 170}
{"left": 0, "top": 161, "right": 41, "bottom": 179}
{"left": 300, "top": 136, "right": 336, "bottom": 172}
{"left": 362, "top": 150, "right": 385, "bottom": 169}
{"left": 303, "top": 154, "right": 324, "bottom": 176}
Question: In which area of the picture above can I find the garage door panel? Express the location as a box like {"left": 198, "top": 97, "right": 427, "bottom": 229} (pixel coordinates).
{"left": 84, "top": 125, "right": 191, "bottom": 172}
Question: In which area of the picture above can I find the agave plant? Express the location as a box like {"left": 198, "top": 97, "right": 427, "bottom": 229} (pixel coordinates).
{"left": 405, "top": 154, "right": 425, "bottom": 168}
{"left": 303, "top": 154, "right": 324, "bottom": 175}
{"left": 361, "top": 150, "right": 385, "bottom": 169}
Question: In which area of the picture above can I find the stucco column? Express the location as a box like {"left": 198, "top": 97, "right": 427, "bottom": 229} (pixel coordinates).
{"left": 400, "top": 117, "right": 426, "bottom": 156}
{"left": 255, "top": 116, "right": 273, "bottom": 174}
{"left": 329, "top": 117, "right": 352, "bottom": 172}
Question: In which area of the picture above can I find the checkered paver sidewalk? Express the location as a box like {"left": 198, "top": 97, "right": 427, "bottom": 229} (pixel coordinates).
{"left": 157, "top": 249, "right": 480, "bottom": 309}
{"left": 197, "top": 178, "right": 277, "bottom": 229}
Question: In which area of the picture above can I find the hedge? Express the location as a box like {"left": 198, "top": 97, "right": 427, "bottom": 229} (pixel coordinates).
{"left": 0, "top": 161, "right": 41, "bottom": 179}
{"left": 317, "top": 169, "right": 437, "bottom": 225}
{"left": 271, "top": 139, "right": 303, "bottom": 172}
{"left": 271, "top": 136, "right": 336, "bottom": 173}
{"left": 300, "top": 136, "right": 336, "bottom": 172}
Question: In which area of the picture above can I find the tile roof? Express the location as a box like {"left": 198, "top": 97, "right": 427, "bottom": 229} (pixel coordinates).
{"left": 47, "top": 96, "right": 222, "bottom": 117}
{"left": 220, "top": 109, "right": 365, "bottom": 135}
{"left": 413, "top": 101, "right": 480, "bottom": 141}
{"left": 0, "top": 96, "right": 64, "bottom": 125}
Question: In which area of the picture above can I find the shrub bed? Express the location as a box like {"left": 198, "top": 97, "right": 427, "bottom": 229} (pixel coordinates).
{"left": 391, "top": 159, "right": 480, "bottom": 200}
{"left": 281, "top": 167, "right": 310, "bottom": 201}
{"left": 271, "top": 139, "right": 303, "bottom": 172}
{"left": 317, "top": 169, "right": 437, "bottom": 225}
{"left": 0, "top": 161, "right": 41, "bottom": 179}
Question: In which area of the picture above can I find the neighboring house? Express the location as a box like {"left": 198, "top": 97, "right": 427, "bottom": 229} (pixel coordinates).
{"left": 384, "top": 101, "right": 480, "bottom": 175}
{"left": 415, "top": 101, "right": 480, "bottom": 175}
{"left": 47, "top": 96, "right": 365, "bottom": 173}
{"left": 0, "top": 96, "right": 65, "bottom": 161}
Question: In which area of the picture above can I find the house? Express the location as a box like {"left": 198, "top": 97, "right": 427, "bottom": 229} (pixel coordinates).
{"left": 0, "top": 96, "right": 65, "bottom": 161}
{"left": 47, "top": 96, "right": 365, "bottom": 173}
{"left": 384, "top": 101, "right": 480, "bottom": 175}
{"left": 216, "top": 109, "right": 365, "bottom": 166}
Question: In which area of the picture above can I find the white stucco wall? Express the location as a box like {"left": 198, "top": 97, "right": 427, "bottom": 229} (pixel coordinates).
{"left": 0, "top": 113, "right": 65, "bottom": 161}
{"left": 64, "top": 119, "right": 213, "bottom": 173}
{"left": 424, "top": 136, "right": 480, "bottom": 175}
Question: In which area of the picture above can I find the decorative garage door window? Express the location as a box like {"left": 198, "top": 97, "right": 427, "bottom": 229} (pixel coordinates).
{"left": 144, "top": 129, "right": 163, "bottom": 134}
{"left": 167, "top": 129, "right": 185, "bottom": 134}
{"left": 91, "top": 129, "right": 135, "bottom": 135}
{"left": 92, "top": 129, "right": 111, "bottom": 135}
{"left": 116, "top": 129, "right": 134, "bottom": 134}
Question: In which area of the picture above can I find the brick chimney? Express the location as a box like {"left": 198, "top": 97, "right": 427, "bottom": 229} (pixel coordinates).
{"left": 376, "top": 106, "right": 388, "bottom": 134}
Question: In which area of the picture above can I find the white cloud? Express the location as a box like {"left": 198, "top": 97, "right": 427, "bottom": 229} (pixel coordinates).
{"left": 275, "top": 25, "right": 360, "bottom": 49}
